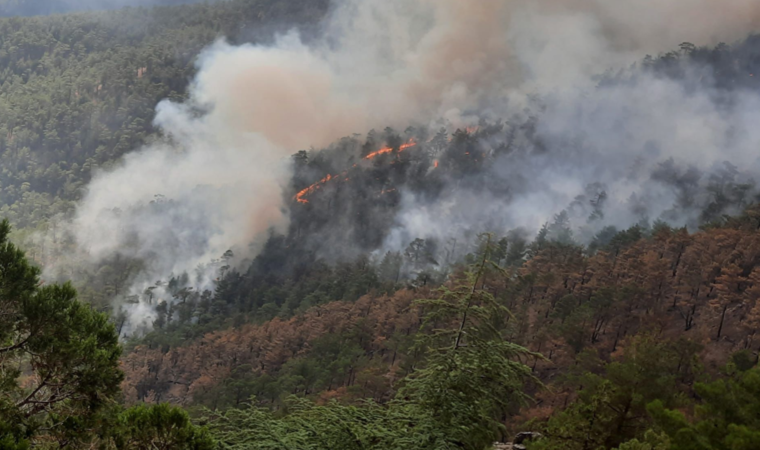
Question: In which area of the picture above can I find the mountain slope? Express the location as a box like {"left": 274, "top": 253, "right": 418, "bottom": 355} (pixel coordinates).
{"left": 0, "top": 0, "right": 225, "bottom": 17}
{"left": 122, "top": 212, "right": 760, "bottom": 408}
{"left": 0, "top": 0, "right": 327, "bottom": 231}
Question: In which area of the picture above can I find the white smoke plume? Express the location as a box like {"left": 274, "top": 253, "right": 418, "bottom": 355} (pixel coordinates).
{"left": 53, "top": 0, "right": 760, "bottom": 331}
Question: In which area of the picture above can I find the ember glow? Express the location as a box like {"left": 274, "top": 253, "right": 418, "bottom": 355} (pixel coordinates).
{"left": 294, "top": 139, "right": 421, "bottom": 204}
{"left": 294, "top": 173, "right": 337, "bottom": 204}
{"left": 364, "top": 139, "right": 417, "bottom": 160}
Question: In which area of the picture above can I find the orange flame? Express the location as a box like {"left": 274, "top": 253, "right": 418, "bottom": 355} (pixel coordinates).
{"left": 364, "top": 139, "right": 417, "bottom": 160}
{"left": 294, "top": 138, "right": 422, "bottom": 204}
{"left": 434, "top": 160, "right": 439, "bottom": 168}
{"left": 294, "top": 173, "right": 336, "bottom": 204}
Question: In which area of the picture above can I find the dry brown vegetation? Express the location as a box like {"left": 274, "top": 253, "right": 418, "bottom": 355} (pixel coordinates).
{"left": 122, "top": 223, "right": 760, "bottom": 413}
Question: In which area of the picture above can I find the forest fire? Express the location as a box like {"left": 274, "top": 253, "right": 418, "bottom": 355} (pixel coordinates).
{"left": 294, "top": 129, "right": 482, "bottom": 204}
{"left": 364, "top": 139, "right": 417, "bottom": 160}
{"left": 294, "top": 139, "right": 420, "bottom": 204}
{"left": 294, "top": 174, "right": 337, "bottom": 204}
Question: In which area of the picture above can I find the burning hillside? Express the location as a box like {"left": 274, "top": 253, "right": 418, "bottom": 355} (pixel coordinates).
{"left": 292, "top": 129, "right": 485, "bottom": 205}
{"left": 293, "top": 139, "right": 419, "bottom": 204}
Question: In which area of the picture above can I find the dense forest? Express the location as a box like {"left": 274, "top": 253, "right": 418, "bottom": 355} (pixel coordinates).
{"left": 0, "top": 0, "right": 326, "bottom": 232}
{"left": 0, "top": 0, "right": 228, "bottom": 17}
{"left": 4, "top": 0, "right": 760, "bottom": 449}
{"left": 8, "top": 210, "right": 760, "bottom": 448}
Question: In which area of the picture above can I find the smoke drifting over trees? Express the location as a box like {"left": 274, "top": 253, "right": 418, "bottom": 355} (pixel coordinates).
{"left": 0, "top": 0, "right": 223, "bottom": 16}
{"left": 45, "top": 0, "right": 760, "bottom": 332}
{"left": 11, "top": 2, "right": 760, "bottom": 447}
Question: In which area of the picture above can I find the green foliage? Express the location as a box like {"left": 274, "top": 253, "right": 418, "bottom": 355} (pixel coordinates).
{"left": 195, "top": 326, "right": 374, "bottom": 409}
{"left": 648, "top": 365, "right": 760, "bottom": 450}
{"left": 547, "top": 210, "right": 574, "bottom": 245}
{"left": 131, "top": 249, "right": 388, "bottom": 354}
{"left": 8, "top": 5, "right": 760, "bottom": 448}
{"left": 0, "top": 0, "right": 327, "bottom": 235}
{"left": 532, "top": 336, "right": 700, "bottom": 449}
{"left": 731, "top": 350, "right": 757, "bottom": 373}
{"left": 110, "top": 403, "right": 215, "bottom": 450}
{"left": 615, "top": 430, "right": 671, "bottom": 450}
{"left": 0, "top": 219, "right": 122, "bottom": 446}
{"left": 203, "top": 235, "right": 538, "bottom": 450}
{"left": 208, "top": 397, "right": 448, "bottom": 450}
{"left": 399, "top": 234, "right": 539, "bottom": 449}
{"left": 590, "top": 225, "right": 646, "bottom": 255}
{"left": 0, "top": 0, "right": 213, "bottom": 17}
{"left": 0, "top": 420, "right": 28, "bottom": 450}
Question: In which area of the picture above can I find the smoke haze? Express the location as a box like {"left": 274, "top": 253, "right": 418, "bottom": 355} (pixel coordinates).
{"left": 55, "top": 0, "right": 760, "bottom": 330}
{"left": 0, "top": 0, "right": 225, "bottom": 17}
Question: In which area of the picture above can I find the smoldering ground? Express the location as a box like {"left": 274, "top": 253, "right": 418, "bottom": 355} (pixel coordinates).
{"left": 44, "top": 0, "right": 760, "bottom": 332}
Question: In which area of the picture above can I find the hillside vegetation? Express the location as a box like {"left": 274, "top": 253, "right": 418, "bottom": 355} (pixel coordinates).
{"left": 0, "top": 0, "right": 326, "bottom": 231}
{"left": 0, "top": 0, "right": 237, "bottom": 17}
{"left": 121, "top": 208, "right": 760, "bottom": 447}
{"left": 3, "top": 0, "right": 760, "bottom": 449}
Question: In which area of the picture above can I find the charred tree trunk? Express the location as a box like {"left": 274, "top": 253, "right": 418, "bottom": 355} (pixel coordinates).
{"left": 717, "top": 304, "right": 728, "bottom": 340}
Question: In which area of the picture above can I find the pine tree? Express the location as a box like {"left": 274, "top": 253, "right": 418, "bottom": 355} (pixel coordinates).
{"left": 399, "top": 234, "right": 539, "bottom": 449}
{"left": 0, "top": 219, "right": 122, "bottom": 447}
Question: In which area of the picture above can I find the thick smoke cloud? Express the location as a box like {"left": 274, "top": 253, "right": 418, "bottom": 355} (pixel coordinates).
{"left": 59, "top": 0, "right": 760, "bottom": 330}
{"left": 385, "top": 77, "right": 760, "bottom": 255}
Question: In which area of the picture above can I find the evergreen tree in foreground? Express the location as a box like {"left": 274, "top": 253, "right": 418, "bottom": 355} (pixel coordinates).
{"left": 399, "top": 233, "right": 540, "bottom": 448}
{"left": 0, "top": 219, "right": 214, "bottom": 449}
{"left": 206, "top": 234, "right": 538, "bottom": 450}
{"left": 0, "top": 219, "right": 122, "bottom": 447}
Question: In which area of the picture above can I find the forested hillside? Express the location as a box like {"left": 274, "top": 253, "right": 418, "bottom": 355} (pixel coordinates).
{"left": 125, "top": 215, "right": 760, "bottom": 449}
{"left": 4, "top": 0, "right": 760, "bottom": 449}
{"left": 0, "top": 0, "right": 326, "bottom": 232}
{"left": 0, "top": 0, "right": 227, "bottom": 17}
{"left": 104, "top": 34, "right": 760, "bottom": 341}
{"left": 114, "top": 31, "right": 760, "bottom": 446}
